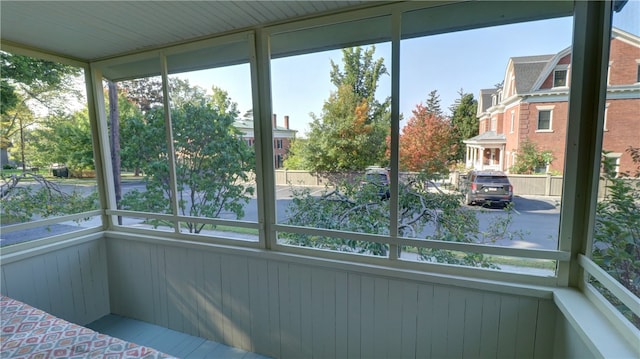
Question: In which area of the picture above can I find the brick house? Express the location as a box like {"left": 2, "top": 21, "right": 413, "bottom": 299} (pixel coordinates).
{"left": 465, "top": 27, "right": 640, "bottom": 175}
{"left": 234, "top": 114, "right": 297, "bottom": 169}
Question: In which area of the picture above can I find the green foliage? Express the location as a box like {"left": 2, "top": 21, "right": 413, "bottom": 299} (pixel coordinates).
{"left": 29, "top": 110, "right": 95, "bottom": 173}
{"left": 281, "top": 171, "right": 521, "bottom": 267}
{"left": 424, "top": 89, "right": 443, "bottom": 117}
{"left": 1, "top": 51, "right": 83, "bottom": 170}
{"left": 0, "top": 81, "right": 18, "bottom": 115}
{"left": 1, "top": 52, "right": 81, "bottom": 114}
{"left": 449, "top": 89, "right": 478, "bottom": 163}
{"left": 593, "top": 147, "right": 640, "bottom": 325}
{"left": 283, "top": 138, "right": 309, "bottom": 170}
{"left": 119, "top": 101, "right": 255, "bottom": 233}
{"left": 287, "top": 46, "right": 390, "bottom": 172}
{"left": 510, "top": 138, "right": 554, "bottom": 174}
{"left": 1, "top": 175, "right": 98, "bottom": 223}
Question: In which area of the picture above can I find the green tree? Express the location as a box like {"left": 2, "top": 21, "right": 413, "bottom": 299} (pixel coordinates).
{"left": 29, "top": 110, "right": 95, "bottom": 174}
{"left": 119, "top": 100, "right": 255, "bottom": 233}
{"left": 283, "top": 138, "right": 309, "bottom": 170}
{"left": 1, "top": 52, "right": 81, "bottom": 168}
{"left": 510, "top": 138, "right": 554, "bottom": 174}
{"left": 211, "top": 85, "right": 239, "bottom": 116}
{"left": 1, "top": 52, "right": 81, "bottom": 113}
{"left": 424, "top": 89, "right": 443, "bottom": 117}
{"left": 281, "top": 173, "right": 521, "bottom": 267}
{"left": 593, "top": 147, "right": 639, "bottom": 326}
{"left": 449, "top": 89, "right": 478, "bottom": 163}
{"left": 288, "top": 46, "right": 390, "bottom": 172}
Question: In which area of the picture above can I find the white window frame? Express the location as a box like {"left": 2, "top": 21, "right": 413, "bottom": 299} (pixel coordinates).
{"left": 510, "top": 110, "right": 515, "bottom": 133}
{"left": 603, "top": 102, "right": 609, "bottom": 131}
{"left": 553, "top": 65, "right": 569, "bottom": 88}
{"left": 536, "top": 105, "right": 555, "bottom": 132}
{"left": 603, "top": 152, "right": 621, "bottom": 177}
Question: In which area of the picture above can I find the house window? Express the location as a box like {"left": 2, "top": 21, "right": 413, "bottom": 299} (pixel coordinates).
{"left": 491, "top": 117, "right": 497, "bottom": 131}
{"left": 603, "top": 153, "right": 621, "bottom": 177}
{"left": 537, "top": 109, "right": 552, "bottom": 131}
{"left": 535, "top": 105, "right": 555, "bottom": 131}
{"left": 510, "top": 111, "right": 515, "bottom": 133}
{"left": 275, "top": 154, "right": 283, "bottom": 169}
{"left": 553, "top": 69, "right": 567, "bottom": 87}
{"left": 275, "top": 139, "right": 283, "bottom": 149}
{"left": 636, "top": 61, "right": 640, "bottom": 83}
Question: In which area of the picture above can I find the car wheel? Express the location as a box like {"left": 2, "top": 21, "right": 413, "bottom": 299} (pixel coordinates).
{"left": 465, "top": 192, "right": 473, "bottom": 205}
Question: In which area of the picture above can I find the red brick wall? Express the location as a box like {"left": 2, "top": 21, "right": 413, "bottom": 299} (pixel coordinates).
{"left": 608, "top": 37, "right": 640, "bottom": 85}
{"left": 603, "top": 99, "right": 640, "bottom": 174}
{"left": 516, "top": 101, "right": 569, "bottom": 173}
{"left": 504, "top": 105, "right": 520, "bottom": 170}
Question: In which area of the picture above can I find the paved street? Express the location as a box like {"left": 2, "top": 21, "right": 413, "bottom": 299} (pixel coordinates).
{"left": 2, "top": 182, "right": 562, "bottom": 251}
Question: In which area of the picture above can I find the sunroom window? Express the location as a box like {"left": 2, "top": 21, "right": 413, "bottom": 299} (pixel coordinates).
{"left": 97, "top": 34, "right": 260, "bottom": 243}
{"left": 0, "top": 52, "right": 101, "bottom": 247}
{"left": 589, "top": 0, "right": 640, "bottom": 329}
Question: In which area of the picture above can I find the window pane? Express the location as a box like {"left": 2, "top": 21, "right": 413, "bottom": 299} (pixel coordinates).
{"left": 591, "top": 1, "right": 640, "bottom": 327}
{"left": 553, "top": 70, "right": 567, "bottom": 87}
{"left": 271, "top": 16, "right": 392, "bottom": 255}
{"left": 110, "top": 70, "right": 176, "bottom": 232}
{"left": 399, "top": 12, "right": 572, "bottom": 272}
{"left": 0, "top": 51, "right": 100, "bottom": 246}
{"left": 166, "top": 43, "right": 257, "bottom": 240}
{"left": 537, "top": 110, "right": 551, "bottom": 130}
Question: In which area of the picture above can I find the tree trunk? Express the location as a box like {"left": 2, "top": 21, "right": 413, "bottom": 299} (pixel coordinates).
{"left": 108, "top": 81, "right": 123, "bottom": 225}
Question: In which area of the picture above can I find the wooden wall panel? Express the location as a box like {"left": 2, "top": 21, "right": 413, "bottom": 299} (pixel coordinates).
{"left": 0, "top": 238, "right": 109, "bottom": 326}
{"left": 103, "top": 237, "right": 560, "bottom": 359}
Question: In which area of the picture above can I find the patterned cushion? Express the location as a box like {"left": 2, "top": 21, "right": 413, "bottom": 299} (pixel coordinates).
{"left": 1, "top": 296, "right": 175, "bottom": 358}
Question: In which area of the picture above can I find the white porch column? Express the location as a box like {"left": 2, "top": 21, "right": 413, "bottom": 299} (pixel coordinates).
{"left": 471, "top": 147, "right": 477, "bottom": 169}
{"left": 479, "top": 147, "right": 485, "bottom": 170}
{"left": 499, "top": 145, "right": 505, "bottom": 171}
{"left": 465, "top": 146, "right": 471, "bottom": 168}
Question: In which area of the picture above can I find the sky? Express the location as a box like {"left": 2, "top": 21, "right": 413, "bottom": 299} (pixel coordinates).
{"left": 180, "top": 1, "right": 639, "bottom": 137}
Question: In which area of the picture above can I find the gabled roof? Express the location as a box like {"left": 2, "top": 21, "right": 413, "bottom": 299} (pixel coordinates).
{"left": 463, "top": 131, "right": 506, "bottom": 145}
{"left": 527, "top": 28, "right": 640, "bottom": 93}
{"left": 510, "top": 55, "right": 554, "bottom": 94}
{"left": 478, "top": 88, "right": 499, "bottom": 115}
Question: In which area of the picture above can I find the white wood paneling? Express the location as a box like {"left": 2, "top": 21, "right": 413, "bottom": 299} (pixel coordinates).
{"left": 0, "top": 238, "right": 109, "bottom": 326}
{"left": 104, "top": 236, "right": 560, "bottom": 359}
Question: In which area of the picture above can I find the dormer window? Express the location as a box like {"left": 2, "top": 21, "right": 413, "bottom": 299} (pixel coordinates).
{"left": 553, "top": 69, "right": 568, "bottom": 87}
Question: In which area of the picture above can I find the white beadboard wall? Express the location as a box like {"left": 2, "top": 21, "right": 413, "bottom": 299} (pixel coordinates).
{"left": 105, "top": 236, "right": 559, "bottom": 359}
{"left": 0, "top": 237, "right": 110, "bottom": 326}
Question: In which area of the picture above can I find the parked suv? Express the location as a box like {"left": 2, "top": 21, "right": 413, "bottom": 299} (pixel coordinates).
{"left": 362, "top": 166, "right": 390, "bottom": 200}
{"left": 461, "top": 170, "right": 513, "bottom": 206}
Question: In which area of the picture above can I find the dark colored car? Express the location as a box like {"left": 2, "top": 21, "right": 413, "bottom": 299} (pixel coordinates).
{"left": 362, "top": 167, "right": 390, "bottom": 200}
{"left": 461, "top": 170, "right": 513, "bottom": 206}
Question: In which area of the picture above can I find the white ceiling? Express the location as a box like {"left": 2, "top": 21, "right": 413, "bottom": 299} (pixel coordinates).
{"left": 1, "top": 1, "right": 387, "bottom": 62}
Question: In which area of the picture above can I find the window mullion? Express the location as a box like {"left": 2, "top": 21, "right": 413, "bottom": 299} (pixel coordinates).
{"left": 252, "top": 29, "right": 276, "bottom": 250}
{"left": 388, "top": 10, "right": 401, "bottom": 260}
{"left": 159, "top": 54, "right": 181, "bottom": 233}
{"left": 556, "top": 0, "right": 612, "bottom": 288}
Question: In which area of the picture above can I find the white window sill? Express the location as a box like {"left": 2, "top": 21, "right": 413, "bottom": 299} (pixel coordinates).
{"left": 535, "top": 129, "right": 554, "bottom": 133}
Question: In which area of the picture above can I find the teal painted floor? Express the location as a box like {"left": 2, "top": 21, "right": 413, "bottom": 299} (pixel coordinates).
{"left": 87, "top": 314, "right": 271, "bottom": 359}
